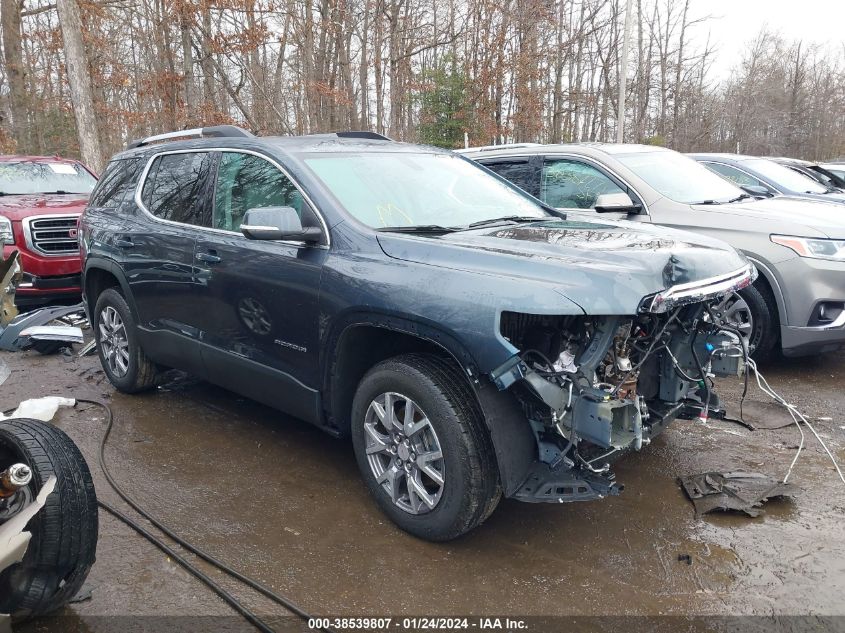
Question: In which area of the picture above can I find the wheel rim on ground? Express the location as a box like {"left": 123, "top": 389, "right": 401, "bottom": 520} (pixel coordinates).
{"left": 363, "top": 392, "right": 445, "bottom": 515}
{"left": 98, "top": 306, "right": 129, "bottom": 377}
{"left": 713, "top": 292, "right": 757, "bottom": 352}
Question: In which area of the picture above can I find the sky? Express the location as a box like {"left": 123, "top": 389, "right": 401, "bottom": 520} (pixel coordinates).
{"left": 685, "top": 0, "right": 845, "bottom": 80}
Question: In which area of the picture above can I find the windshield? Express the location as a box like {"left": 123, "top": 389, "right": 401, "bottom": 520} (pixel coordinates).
{"left": 303, "top": 152, "right": 550, "bottom": 228}
{"left": 615, "top": 150, "right": 743, "bottom": 204}
{"left": 743, "top": 159, "right": 829, "bottom": 194}
{"left": 0, "top": 161, "right": 97, "bottom": 195}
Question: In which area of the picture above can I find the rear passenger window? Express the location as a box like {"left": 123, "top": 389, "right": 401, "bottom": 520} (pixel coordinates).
{"left": 140, "top": 152, "right": 212, "bottom": 225}
{"left": 213, "top": 152, "right": 316, "bottom": 233}
{"left": 89, "top": 158, "right": 140, "bottom": 208}
{"left": 482, "top": 160, "right": 537, "bottom": 197}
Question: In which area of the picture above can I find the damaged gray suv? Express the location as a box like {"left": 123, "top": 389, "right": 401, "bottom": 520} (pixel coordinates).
{"left": 81, "top": 127, "right": 752, "bottom": 540}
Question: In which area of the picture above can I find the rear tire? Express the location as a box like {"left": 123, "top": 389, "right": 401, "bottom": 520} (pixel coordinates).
{"left": 351, "top": 354, "right": 500, "bottom": 541}
{"left": 0, "top": 418, "right": 98, "bottom": 619}
{"left": 94, "top": 288, "right": 157, "bottom": 393}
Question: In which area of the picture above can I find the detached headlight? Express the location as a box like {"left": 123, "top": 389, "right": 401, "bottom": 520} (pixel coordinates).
{"left": 771, "top": 235, "right": 845, "bottom": 261}
{"left": 0, "top": 216, "right": 13, "bottom": 245}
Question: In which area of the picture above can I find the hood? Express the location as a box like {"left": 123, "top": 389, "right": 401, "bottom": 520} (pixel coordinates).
{"left": 376, "top": 219, "right": 749, "bottom": 314}
{"left": 0, "top": 194, "right": 88, "bottom": 222}
{"left": 709, "top": 195, "right": 845, "bottom": 238}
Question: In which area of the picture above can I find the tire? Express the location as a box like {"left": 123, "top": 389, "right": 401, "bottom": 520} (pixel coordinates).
{"left": 93, "top": 288, "right": 157, "bottom": 393}
{"left": 0, "top": 418, "right": 98, "bottom": 619}
{"left": 351, "top": 354, "right": 500, "bottom": 541}
{"left": 714, "top": 286, "right": 776, "bottom": 362}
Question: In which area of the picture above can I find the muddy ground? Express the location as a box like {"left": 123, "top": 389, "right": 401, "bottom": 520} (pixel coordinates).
{"left": 2, "top": 344, "right": 843, "bottom": 632}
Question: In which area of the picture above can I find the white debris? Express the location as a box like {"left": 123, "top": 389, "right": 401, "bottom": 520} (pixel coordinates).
{"left": 1, "top": 397, "right": 76, "bottom": 422}
{"left": 19, "top": 325, "right": 84, "bottom": 344}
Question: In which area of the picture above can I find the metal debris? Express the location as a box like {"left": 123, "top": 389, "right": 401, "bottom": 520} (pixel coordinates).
{"left": 678, "top": 471, "right": 794, "bottom": 517}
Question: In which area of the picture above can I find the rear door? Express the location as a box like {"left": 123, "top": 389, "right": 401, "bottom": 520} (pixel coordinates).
{"left": 192, "top": 149, "right": 329, "bottom": 424}
{"left": 120, "top": 150, "right": 215, "bottom": 373}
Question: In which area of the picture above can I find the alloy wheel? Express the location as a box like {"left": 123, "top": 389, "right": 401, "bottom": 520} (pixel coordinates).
{"left": 712, "top": 292, "right": 756, "bottom": 352}
{"left": 364, "top": 392, "right": 445, "bottom": 515}
{"left": 98, "top": 306, "right": 130, "bottom": 377}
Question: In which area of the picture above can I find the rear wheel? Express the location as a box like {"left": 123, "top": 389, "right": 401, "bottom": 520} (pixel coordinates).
{"left": 351, "top": 354, "right": 500, "bottom": 541}
{"left": 0, "top": 418, "right": 98, "bottom": 619}
{"left": 94, "top": 288, "right": 158, "bottom": 392}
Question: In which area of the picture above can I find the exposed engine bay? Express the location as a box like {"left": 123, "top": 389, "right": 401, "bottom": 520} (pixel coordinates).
{"left": 491, "top": 299, "right": 747, "bottom": 503}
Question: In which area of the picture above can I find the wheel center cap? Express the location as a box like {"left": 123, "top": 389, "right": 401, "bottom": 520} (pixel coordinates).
{"left": 397, "top": 443, "right": 410, "bottom": 462}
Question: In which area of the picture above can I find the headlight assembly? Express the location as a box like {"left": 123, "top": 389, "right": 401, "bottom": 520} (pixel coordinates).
{"left": 0, "top": 216, "right": 13, "bottom": 245}
{"left": 770, "top": 235, "right": 845, "bottom": 261}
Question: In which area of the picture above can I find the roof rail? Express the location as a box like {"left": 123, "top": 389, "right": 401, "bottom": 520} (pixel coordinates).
{"left": 127, "top": 125, "right": 254, "bottom": 150}
{"left": 454, "top": 143, "right": 541, "bottom": 154}
{"left": 306, "top": 131, "right": 393, "bottom": 142}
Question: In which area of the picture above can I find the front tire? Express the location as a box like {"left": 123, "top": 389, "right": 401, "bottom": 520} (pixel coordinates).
{"left": 351, "top": 354, "right": 500, "bottom": 541}
{"left": 714, "top": 286, "right": 776, "bottom": 361}
{"left": 0, "top": 418, "right": 98, "bottom": 619}
{"left": 93, "top": 288, "right": 158, "bottom": 393}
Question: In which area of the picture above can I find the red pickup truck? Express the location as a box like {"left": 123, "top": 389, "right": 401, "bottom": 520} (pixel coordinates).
{"left": 0, "top": 155, "right": 97, "bottom": 307}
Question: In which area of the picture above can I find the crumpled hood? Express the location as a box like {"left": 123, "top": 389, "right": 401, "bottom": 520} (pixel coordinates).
{"left": 377, "top": 219, "right": 749, "bottom": 313}
{"left": 714, "top": 196, "right": 845, "bottom": 238}
{"left": 0, "top": 194, "right": 87, "bottom": 222}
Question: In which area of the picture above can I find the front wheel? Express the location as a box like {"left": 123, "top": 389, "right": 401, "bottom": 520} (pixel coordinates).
{"left": 351, "top": 354, "right": 500, "bottom": 541}
{"left": 712, "top": 286, "right": 776, "bottom": 361}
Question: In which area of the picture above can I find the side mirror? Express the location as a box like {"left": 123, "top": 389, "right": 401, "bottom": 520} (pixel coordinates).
{"left": 740, "top": 184, "right": 773, "bottom": 199}
{"left": 594, "top": 192, "right": 642, "bottom": 214}
{"left": 240, "top": 206, "right": 322, "bottom": 242}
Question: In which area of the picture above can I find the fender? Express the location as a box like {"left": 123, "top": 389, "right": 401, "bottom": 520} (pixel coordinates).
{"left": 323, "top": 311, "right": 536, "bottom": 496}
{"left": 745, "top": 255, "right": 788, "bottom": 324}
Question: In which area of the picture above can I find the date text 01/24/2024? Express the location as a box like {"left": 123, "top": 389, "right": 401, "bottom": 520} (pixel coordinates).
{"left": 307, "top": 617, "right": 529, "bottom": 631}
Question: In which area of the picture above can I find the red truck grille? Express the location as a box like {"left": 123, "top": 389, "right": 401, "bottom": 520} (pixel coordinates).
{"left": 23, "top": 215, "right": 80, "bottom": 256}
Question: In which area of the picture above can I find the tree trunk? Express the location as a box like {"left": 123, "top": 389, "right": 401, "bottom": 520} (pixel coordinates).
{"left": 56, "top": 0, "right": 104, "bottom": 172}
{"left": 1, "top": 0, "right": 28, "bottom": 151}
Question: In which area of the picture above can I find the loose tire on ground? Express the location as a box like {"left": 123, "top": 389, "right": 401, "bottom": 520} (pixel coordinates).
{"left": 94, "top": 288, "right": 158, "bottom": 393}
{"left": 351, "top": 353, "right": 501, "bottom": 541}
{"left": 0, "top": 418, "right": 98, "bottom": 619}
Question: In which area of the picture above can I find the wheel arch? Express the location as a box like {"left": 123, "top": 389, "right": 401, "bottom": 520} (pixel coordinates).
{"left": 83, "top": 258, "right": 139, "bottom": 320}
{"left": 745, "top": 256, "right": 785, "bottom": 328}
{"left": 324, "top": 315, "right": 536, "bottom": 496}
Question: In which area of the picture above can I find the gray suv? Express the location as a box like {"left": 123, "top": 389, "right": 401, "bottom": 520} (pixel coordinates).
{"left": 462, "top": 143, "right": 845, "bottom": 360}
{"left": 82, "top": 127, "right": 750, "bottom": 540}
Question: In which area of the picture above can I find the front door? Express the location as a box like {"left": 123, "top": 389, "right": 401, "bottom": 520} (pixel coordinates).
{"left": 193, "top": 150, "right": 328, "bottom": 424}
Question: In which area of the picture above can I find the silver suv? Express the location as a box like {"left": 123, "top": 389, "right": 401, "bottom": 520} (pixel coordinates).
{"left": 461, "top": 143, "right": 845, "bottom": 360}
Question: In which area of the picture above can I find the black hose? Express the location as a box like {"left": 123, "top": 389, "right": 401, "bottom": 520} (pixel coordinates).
{"left": 98, "top": 500, "right": 277, "bottom": 633}
{"left": 76, "top": 398, "right": 331, "bottom": 633}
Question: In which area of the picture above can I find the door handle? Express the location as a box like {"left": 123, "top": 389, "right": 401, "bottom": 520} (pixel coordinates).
{"left": 115, "top": 236, "right": 133, "bottom": 249}
{"left": 196, "top": 251, "right": 222, "bottom": 264}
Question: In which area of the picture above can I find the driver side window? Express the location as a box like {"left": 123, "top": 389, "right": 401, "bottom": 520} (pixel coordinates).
{"left": 213, "top": 152, "right": 318, "bottom": 233}
{"left": 541, "top": 159, "right": 625, "bottom": 209}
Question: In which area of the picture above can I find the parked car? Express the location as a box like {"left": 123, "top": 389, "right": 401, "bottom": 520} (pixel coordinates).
{"left": 461, "top": 143, "right": 845, "bottom": 361}
{"left": 766, "top": 157, "right": 845, "bottom": 191}
{"left": 820, "top": 163, "right": 845, "bottom": 182}
{"left": 0, "top": 156, "right": 97, "bottom": 308}
{"left": 81, "top": 126, "right": 751, "bottom": 541}
{"left": 689, "top": 153, "right": 845, "bottom": 205}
